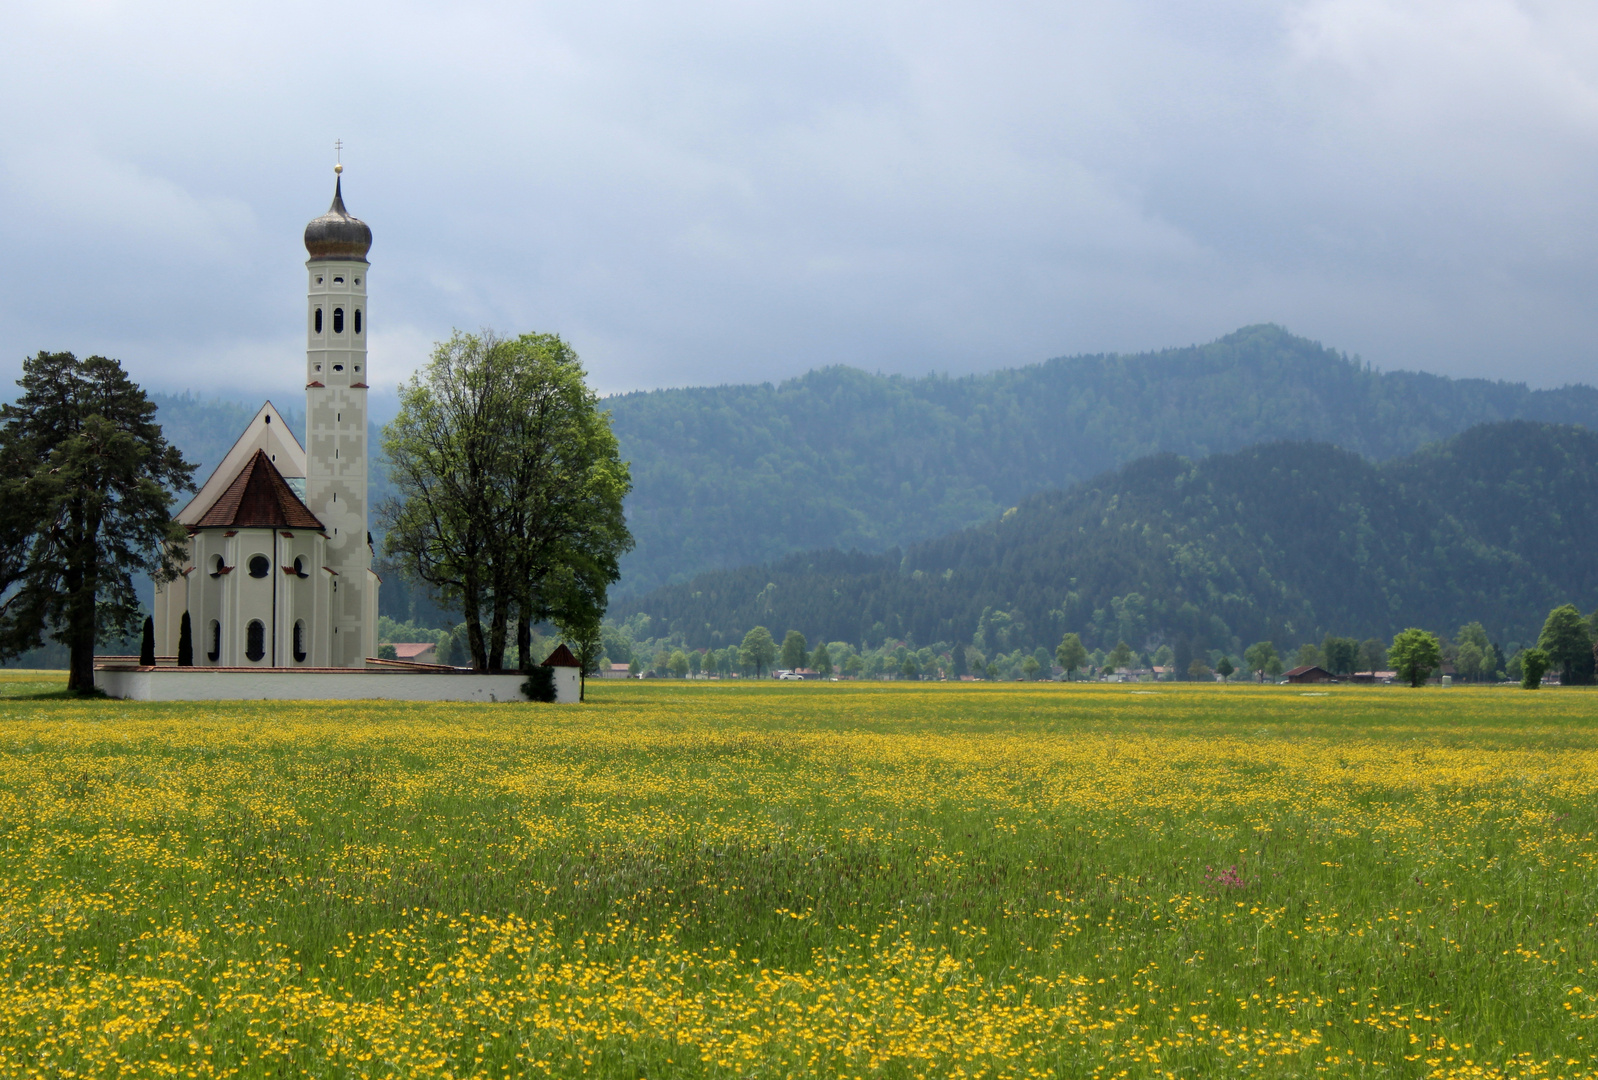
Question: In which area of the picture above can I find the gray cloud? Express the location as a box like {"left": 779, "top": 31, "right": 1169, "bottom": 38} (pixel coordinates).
{"left": 2, "top": 0, "right": 1596, "bottom": 401}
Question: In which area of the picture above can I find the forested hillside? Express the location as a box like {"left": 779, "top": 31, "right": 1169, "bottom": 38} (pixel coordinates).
{"left": 608, "top": 325, "right": 1598, "bottom": 591}
{"left": 625, "top": 421, "right": 1598, "bottom": 656}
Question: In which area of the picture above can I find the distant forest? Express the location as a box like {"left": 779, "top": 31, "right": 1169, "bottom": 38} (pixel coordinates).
{"left": 623, "top": 421, "right": 1598, "bottom": 657}
{"left": 607, "top": 325, "right": 1598, "bottom": 592}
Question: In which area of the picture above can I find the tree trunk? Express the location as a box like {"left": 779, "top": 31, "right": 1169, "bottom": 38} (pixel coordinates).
{"left": 516, "top": 604, "right": 532, "bottom": 672}
{"left": 487, "top": 590, "right": 509, "bottom": 672}
{"left": 460, "top": 576, "right": 488, "bottom": 671}
{"left": 64, "top": 504, "right": 98, "bottom": 695}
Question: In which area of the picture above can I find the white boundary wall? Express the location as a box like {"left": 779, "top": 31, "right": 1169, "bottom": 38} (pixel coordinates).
{"left": 97, "top": 666, "right": 580, "bottom": 703}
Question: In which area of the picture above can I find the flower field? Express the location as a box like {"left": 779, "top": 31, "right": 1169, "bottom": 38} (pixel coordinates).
{"left": 1, "top": 673, "right": 1596, "bottom": 1078}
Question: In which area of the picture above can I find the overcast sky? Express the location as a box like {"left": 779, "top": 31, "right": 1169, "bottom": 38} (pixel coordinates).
{"left": 2, "top": 0, "right": 1597, "bottom": 406}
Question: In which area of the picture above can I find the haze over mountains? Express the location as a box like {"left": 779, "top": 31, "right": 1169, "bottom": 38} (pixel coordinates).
{"left": 138, "top": 324, "right": 1598, "bottom": 635}
{"left": 629, "top": 421, "right": 1598, "bottom": 655}
{"left": 608, "top": 324, "right": 1598, "bottom": 593}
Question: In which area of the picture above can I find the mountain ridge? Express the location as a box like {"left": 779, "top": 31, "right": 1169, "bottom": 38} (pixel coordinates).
{"left": 605, "top": 324, "right": 1598, "bottom": 591}
{"left": 622, "top": 420, "right": 1598, "bottom": 655}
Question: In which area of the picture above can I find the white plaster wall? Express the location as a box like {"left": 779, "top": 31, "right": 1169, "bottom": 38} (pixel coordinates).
{"left": 98, "top": 666, "right": 583, "bottom": 703}
{"left": 97, "top": 669, "right": 557, "bottom": 703}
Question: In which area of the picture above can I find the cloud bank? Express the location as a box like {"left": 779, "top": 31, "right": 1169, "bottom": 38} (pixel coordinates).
{"left": 1, "top": 0, "right": 1596, "bottom": 400}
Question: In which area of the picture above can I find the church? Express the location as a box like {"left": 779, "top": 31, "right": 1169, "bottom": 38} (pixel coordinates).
{"left": 151, "top": 168, "right": 380, "bottom": 668}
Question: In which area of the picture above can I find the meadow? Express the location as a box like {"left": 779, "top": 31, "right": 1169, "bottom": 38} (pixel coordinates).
{"left": 0, "top": 672, "right": 1595, "bottom": 1079}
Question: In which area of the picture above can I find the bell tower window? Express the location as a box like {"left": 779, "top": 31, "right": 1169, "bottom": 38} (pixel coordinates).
{"left": 354, "top": 310, "right": 362, "bottom": 334}
{"left": 333, "top": 308, "right": 344, "bottom": 333}
{"left": 314, "top": 308, "right": 323, "bottom": 333}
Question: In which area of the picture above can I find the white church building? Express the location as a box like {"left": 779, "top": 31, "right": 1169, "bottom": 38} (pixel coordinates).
{"left": 100, "top": 170, "right": 580, "bottom": 703}
{"left": 151, "top": 171, "right": 379, "bottom": 668}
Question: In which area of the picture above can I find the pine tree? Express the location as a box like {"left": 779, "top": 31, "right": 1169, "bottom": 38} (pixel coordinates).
{"left": 0, "top": 352, "right": 194, "bottom": 693}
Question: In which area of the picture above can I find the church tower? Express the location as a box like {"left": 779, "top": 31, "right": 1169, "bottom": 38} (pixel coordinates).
{"left": 303, "top": 166, "right": 377, "bottom": 666}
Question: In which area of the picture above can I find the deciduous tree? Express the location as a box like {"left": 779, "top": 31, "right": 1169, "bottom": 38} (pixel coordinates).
{"left": 740, "top": 626, "right": 777, "bottom": 677}
{"left": 780, "top": 629, "right": 808, "bottom": 671}
{"left": 1055, "top": 633, "right": 1088, "bottom": 680}
{"left": 1538, "top": 604, "right": 1595, "bottom": 685}
{"left": 1243, "top": 641, "right": 1278, "bottom": 681}
{"left": 1521, "top": 647, "right": 1549, "bottom": 689}
{"left": 382, "top": 331, "right": 631, "bottom": 672}
{"left": 1389, "top": 628, "right": 1441, "bottom": 687}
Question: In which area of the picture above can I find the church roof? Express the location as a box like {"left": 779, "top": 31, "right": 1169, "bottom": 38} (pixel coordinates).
{"left": 543, "top": 644, "right": 582, "bottom": 668}
{"left": 304, "top": 176, "right": 372, "bottom": 262}
{"left": 194, "top": 449, "right": 324, "bottom": 530}
{"left": 176, "top": 401, "right": 305, "bottom": 526}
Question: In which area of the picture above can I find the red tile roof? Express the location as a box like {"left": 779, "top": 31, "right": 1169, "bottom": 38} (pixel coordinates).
{"left": 195, "top": 449, "right": 324, "bottom": 530}
{"left": 543, "top": 644, "right": 581, "bottom": 667}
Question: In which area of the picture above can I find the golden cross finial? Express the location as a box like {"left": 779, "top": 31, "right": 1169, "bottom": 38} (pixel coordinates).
{"left": 334, "top": 139, "right": 344, "bottom": 175}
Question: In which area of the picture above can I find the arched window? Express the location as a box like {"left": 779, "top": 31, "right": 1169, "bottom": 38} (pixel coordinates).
{"left": 248, "top": 555, "right": 270, "bottom": 578}
{"left": 314, "top": 308, "right": 323, "bottom": 333}
{"left": 333, "top": 308, "right": 344, "bottom": 333}
{"left": 292, "top": 556, "right": 307, "bottom": 579}
{"left": 293, "top": 620, "right": 307, "bottom": 663}
{"left": 207, "top": 620, "right": 221, "bottom": 662}
{"left": 354, "top": 309, "right": 362, "bottom": 334}
{"left": 245, "top": 620, "right": 265, "bottom": 662}
{"left": 209, "top": 554, "right": 226, "bottom": 578}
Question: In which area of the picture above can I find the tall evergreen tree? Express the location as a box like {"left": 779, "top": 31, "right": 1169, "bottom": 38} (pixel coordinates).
{"left": 0, "top": 352, "right": 193, "bottom": 693}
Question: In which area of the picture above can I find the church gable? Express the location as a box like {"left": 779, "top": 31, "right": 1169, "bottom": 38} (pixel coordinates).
{"left": 177, "top": 401, "right": 307, "bottom": 525}
{"left": 195, "top": 449, "right": 324, "bottom": 530}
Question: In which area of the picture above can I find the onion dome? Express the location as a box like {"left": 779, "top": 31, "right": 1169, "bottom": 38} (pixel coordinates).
{"left": 303, "top": 175, "right": 372, "bottom": 262}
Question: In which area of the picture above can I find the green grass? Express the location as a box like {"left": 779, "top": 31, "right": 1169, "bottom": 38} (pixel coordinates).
{"left": 0, "top": 681, "right": 1595, "bottom": 1078}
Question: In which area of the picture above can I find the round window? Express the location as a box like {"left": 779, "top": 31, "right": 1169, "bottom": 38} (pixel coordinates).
{"left": 248, "top": 555, "right": 270, "bottom": 578}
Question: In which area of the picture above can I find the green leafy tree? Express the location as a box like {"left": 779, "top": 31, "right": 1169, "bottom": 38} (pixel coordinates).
{"left": 1488, "top": 642, "right": 1507, "bottom": 681}
{"left": 1454, "top": 640, "right": 1485, "bottom": 682}
{"left": 811, "top": 642, "right": 832, "bottom": 677}
{"left": 950, "top": 643, "right": 967, "bottom": 678}
{"left": 689, "top": 650, "right": 702, "bottom": 677}
{"left": 900, "top": 655, "right": 920, "bottom": 679}
{"left": 564, "top": 619, "right": 605, "bottom": 700}
{"left": 1187, "top": 658, "right": 1212, "bottom": 681}
{"left": 1521, "top": 647, "right": 1550, "bottom": 689}
{"left": 1457, "top": 621, "right": 1490, "bottom": 654}
{"left": 1358, "top": 638, "right": 1388, "bottom": 674}
{"left": 1021, "top": 655, "right": 1041, "bottom": 680}
{"left": 668, "top": 650, "right": 689, "bottom": 678}
{"left": 1321, "top": 636, "right": 1359, "bottom": 675}
{"left": 780, "top": 629, "right": 809, "bottom": 671}
{"left": 1215, "top": 656, "right": 1235, "bottom": 682}
{"left": 1389, "top": 628, "right": 1441, "bottom": 687}
{"left": 1055, "top": 633, "right": 1088, "bottom": 680}
{"left": 740, "top": 626, "right": 778, "bottom": 677}
{"left": 1106, "top": 640, "right": 1134, "bottom": 672}
{"left": 1243, "top": 641, "right": 1278, "bottom": 681}
{"left": 844, "top": 653, "right": 863, "bottom": 677}
{"left": 1294, "top": 643, "right": 1322, "bottom": 668}
{"left": 1265, "top": 655, "right": 1284, "bottom": 679}
{"left": 0, "top": 351, "right": 195, "bottom": 693}
{"left": 1539, "top": 604, "right": 1595, "bottom": 685}
{"left": 382, "top": 331, "right": 631, "bottom": 672}
{"left": 984, "top": 662, "right": 999, "bottom": 680}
